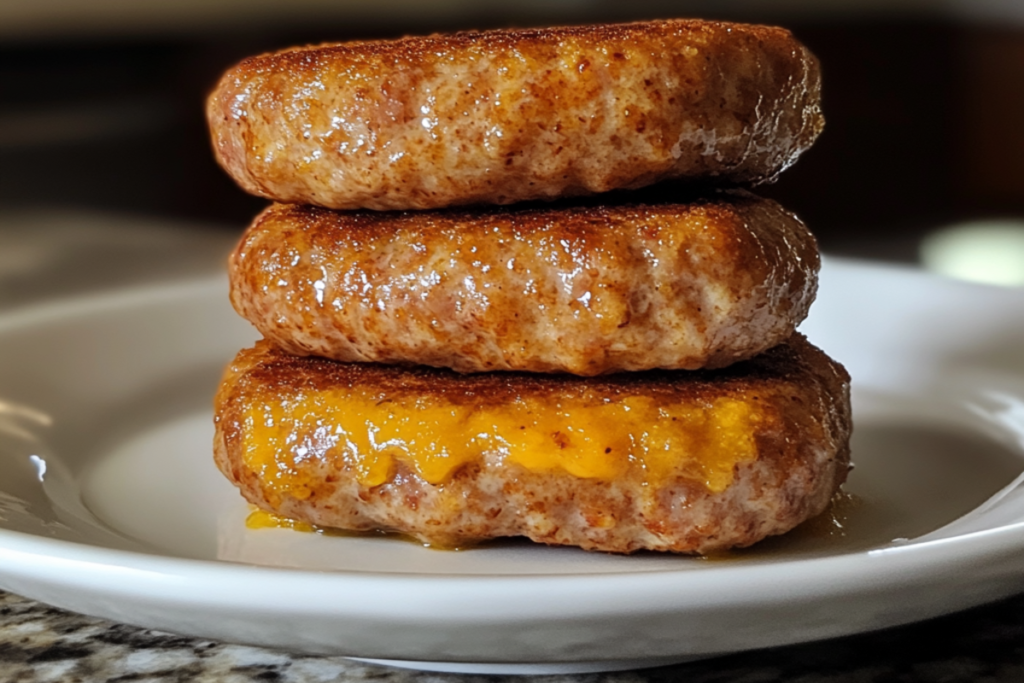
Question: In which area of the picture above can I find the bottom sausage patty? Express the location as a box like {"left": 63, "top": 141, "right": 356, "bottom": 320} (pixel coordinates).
{"left": 213, "top": 334, "right": 851, "bottom": 554}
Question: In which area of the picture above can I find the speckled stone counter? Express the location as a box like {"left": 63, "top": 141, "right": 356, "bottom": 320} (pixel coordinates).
{"left": 5, "top": 589, "right": 1024, "bottom": 683}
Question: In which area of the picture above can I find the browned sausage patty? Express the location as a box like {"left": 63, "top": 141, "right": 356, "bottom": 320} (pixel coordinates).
{"left": 213, "top": 334, "right": 851, "bottom": 554}
{"left": 228, "top": 191, "right": 818, "bottom": 375}
{"left": 207, "top": 19, "right": 823, "bottom": 211}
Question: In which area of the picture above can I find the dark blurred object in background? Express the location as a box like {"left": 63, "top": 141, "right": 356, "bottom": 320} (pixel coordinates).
{"left": 2, "top": 0, "right": 1024, "bottom": 262}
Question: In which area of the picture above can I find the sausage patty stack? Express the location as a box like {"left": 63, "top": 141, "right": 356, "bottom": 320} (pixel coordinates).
{"left": 208, "top": 19, "right": 852, "bottom": 554}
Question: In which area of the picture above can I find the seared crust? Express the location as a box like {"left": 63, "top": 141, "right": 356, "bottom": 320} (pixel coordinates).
{"left": 229, "top": 191, "right": 819, "bottom": 375}
{"left": 208, "top": 19, "right": 823, "bottom": 210}
{"left": 213, "top": 335, "right": 851, "bottom": 554}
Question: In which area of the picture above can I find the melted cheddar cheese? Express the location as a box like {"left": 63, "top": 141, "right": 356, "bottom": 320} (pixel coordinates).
{"left": 241, "top": 389, "right": 761, "bottom": 505}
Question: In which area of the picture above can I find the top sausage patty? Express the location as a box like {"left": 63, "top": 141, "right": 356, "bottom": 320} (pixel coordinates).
{"left": 208, "top": 19, "right": 823, "bottom": 211}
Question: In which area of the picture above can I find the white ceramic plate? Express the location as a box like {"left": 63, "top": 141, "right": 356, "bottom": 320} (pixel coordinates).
{"left": 2, "top": 258, "right": 1024, "bottom": 675}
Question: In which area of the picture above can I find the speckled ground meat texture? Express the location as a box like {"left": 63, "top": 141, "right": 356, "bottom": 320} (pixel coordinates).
{"left": 228, "top": 190, "right": 819, "bottom": 375}
{"left": 213, "top": 334, "right": 851, "bottom": 554}
{"left": 207, "top": 19, "right": 823, "bottom": 211}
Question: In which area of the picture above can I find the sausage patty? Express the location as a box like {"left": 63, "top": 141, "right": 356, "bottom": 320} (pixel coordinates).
{"left": 207, "top": 19, "right": 823, "bottom": 211}
{"left": 228, "top": 191, "right": 819, "bottom": 375}
{"left": 213, "top": 334, "right": 851, "bottom": 554}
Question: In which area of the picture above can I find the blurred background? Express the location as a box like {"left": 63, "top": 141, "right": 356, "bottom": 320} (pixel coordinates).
{"left": 2, "top": 0, "right": 1024, "bottom": 297}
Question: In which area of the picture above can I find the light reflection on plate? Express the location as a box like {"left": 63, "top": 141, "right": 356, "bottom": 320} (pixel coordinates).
{"left": 1, "top": 259, "right": 1024, "bottom": 673}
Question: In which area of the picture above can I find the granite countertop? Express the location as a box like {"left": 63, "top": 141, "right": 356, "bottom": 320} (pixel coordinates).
{"left": 5, "top": 588, "right": 1024, "bottom": 682}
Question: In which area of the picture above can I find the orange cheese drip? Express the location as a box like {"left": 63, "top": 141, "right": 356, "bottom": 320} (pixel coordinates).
{"left": 246, "top": 508, "right": 316, "bottom": 532}
{"left": 241, "top": 390, "right": 761, "bottom": 504}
